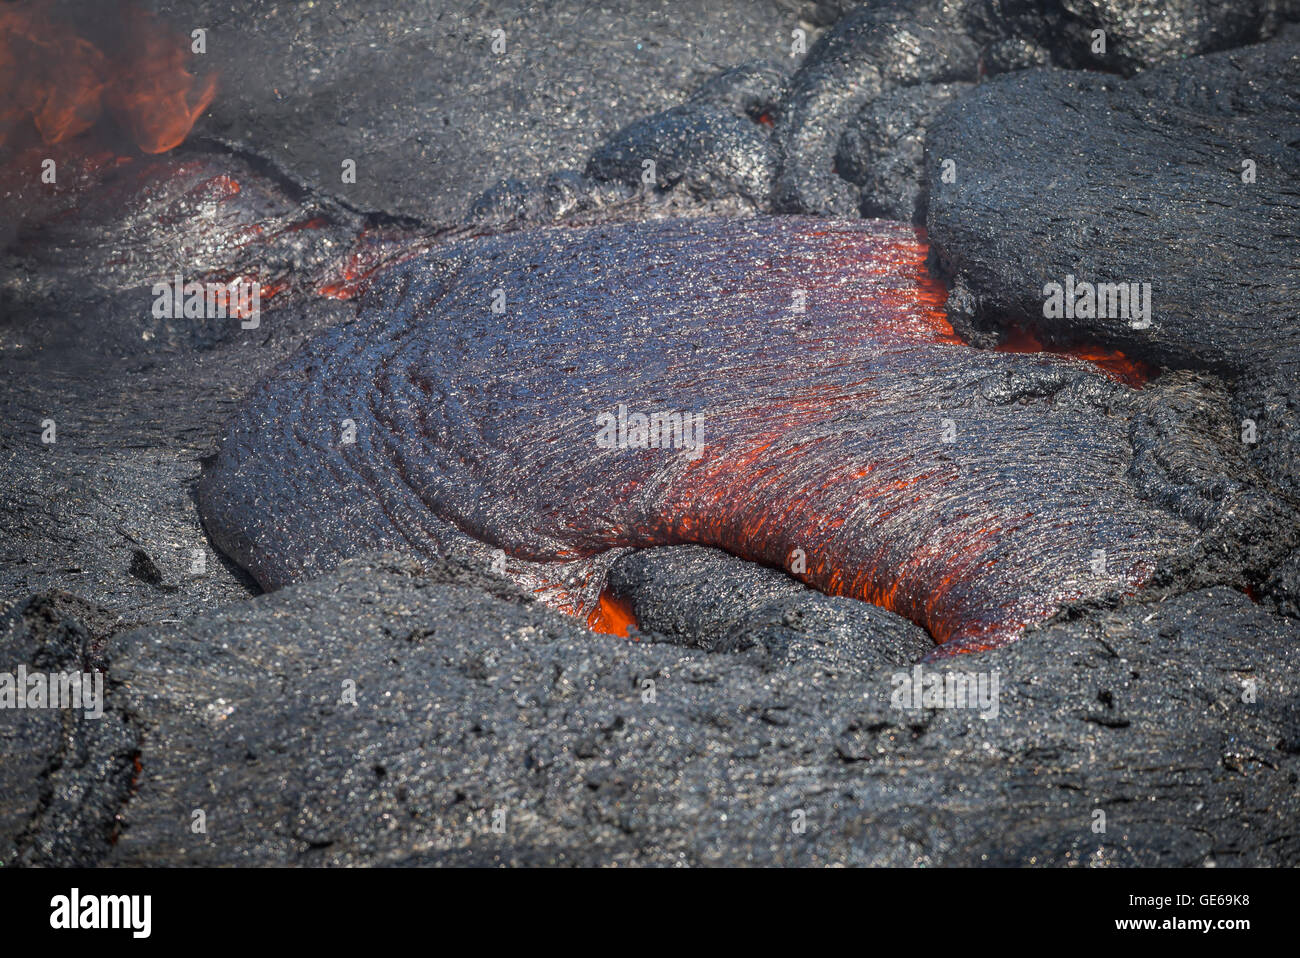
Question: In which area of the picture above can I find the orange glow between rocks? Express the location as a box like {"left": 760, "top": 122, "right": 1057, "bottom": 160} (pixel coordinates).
{"left": 10, "top": 137, "right": 1162, "bottom": 656}
{"left": 585, "top": 590, "right": 638, "bottom": 638}
{"left": 995, "top": 323, "right": 1154, "bottom": 388}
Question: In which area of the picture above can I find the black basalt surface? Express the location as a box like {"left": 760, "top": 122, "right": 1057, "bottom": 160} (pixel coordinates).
{"left": 835, "top": 82, "right": 971, "bottom": 222}
{"left": 608, "top": 545, "right": 933, "bottom": 667}
{"left": 4, "top": 0, "right": 1300, "bottom": 870}
{"left": 769, "top": 0, "right": 1297, "bottom": 215}
{"left": 584, "top": 61, "right": 787, "bottom": 210}
{"left": 0, "top": 592, "right": 136, "bottom": 866}
{"left": 148, "top": 0, "right": 804, "bottom": 226}
{"left": 924, "top": 31, "right": 1300, "bottom": 374}
{"left": 586, "top": 105, "right": 778, "bottom": 207}
{"left": 771, "top": 0, "right": 981, "bottom": 216}
{"left": 923, "top": 29, "right": 1300, "bottom": 615}
{"left": 5, "top": 558, "right": 1298, "bottom": 866}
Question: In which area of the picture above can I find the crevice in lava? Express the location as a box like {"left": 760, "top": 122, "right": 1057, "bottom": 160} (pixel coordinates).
{"left": 586, "top": 588, "right": 638, "bottom": 638}
{"left": 188, "top": 134, "right": 433, "bottom": 231}
{"left": 919, "top": 257, "right": 1161, "bottom": 390}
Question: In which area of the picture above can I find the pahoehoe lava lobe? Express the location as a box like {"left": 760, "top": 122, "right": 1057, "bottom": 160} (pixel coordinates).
{"left": 200, "top": 216, "right": 1216, "bottom": 654}
{"left": 924, "top": 29, "right": 1300, "bottom": 373}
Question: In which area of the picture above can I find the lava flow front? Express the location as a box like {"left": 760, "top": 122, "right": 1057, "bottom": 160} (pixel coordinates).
{"left": 198, "top": 215, "right": 1200, "bottom": 655}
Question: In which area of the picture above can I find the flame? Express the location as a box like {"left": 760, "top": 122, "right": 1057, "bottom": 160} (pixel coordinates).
{"left": 0, "top": 1, "right": 215, "bottom": 153}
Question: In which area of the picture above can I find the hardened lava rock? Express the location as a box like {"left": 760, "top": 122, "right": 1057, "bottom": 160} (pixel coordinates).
{"left": 607, "top": 545, "right": 933, "bottom": 667}
{"left": 464, "top": 170, "right": 635, "bottom": 229}
{"left": 584, "top": 61, "right": 788, "bottom": 209}
{"left": 771, "top": 0, "right": 981, "bottom": 215}
{"left": 924, "top": 30, "right": 1300, "bottom": 373}
{"left": 769, "top": 0, "right": 1295, "bottom": 214}
{"left": 145, "top": 0, "right": 800, "bottom": 225}
{"left": 0, "top": 592, "right": 135, "bottom": 867}
{"left": 922, "top": 31, "right": 1300, "bottom": 617}
{"left": 0, "top": 146, "right": 360, "bottom": 358}
{"left": 7, "top": 560, "right": 1298, "bottom": 866}
{"left": 585, "top": 105, "right": 778, "bottom": 206}
{"left": 834, "top": 82, "right": 972, "bottom": 222}
{"left": 197, "top": 215, "right": 1275, "bottom": 653}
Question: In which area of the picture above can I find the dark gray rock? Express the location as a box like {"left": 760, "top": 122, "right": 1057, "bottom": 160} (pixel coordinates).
{"left": 608, "top": 545, "right": 933, "bottom": 667}
{"left": 568, "top": 61, "right": 791, "bottom": 216}
{"left": 771, "top": 0, "right": 1295, "bottom": 214}
{"left": 4, "top": 560, "right": 1296, "bottom": 866}
{"left": 1041, "top": 0, "right": 1293, "bottom": 74}
{"left": 1264, "top": 546, "right": 1300, "bottom": 618}
{"left": 464, "top": 171, "right": 632, "bottom": 229}
{"left": 686, "top": 61, "right": 789, "bottom": 120}
{"left": 922, "top": 31, "right": 1300, "bottom": 621}
{"left": 836, "top": 82, "right": 971, "bottom": 222}
{"left": 152, "top": 0, "right": 809, "bottom": 226}
{"left": 925, "top": 34, "right": 1300, "bottom": 373}
{"left": 1237, "top": 365, "right": 1300, "bottom": 505}
{"left": 0, "top": 592, "right": 137, "bottom": 866}
{"left": 0, "top": 293, "right": 349, "bottom": 629}
{"left": 586, "top": 105, "right": 779, "bottom": 207}
{"left": 772, "top": 0, "right": 981, "bottom": 214}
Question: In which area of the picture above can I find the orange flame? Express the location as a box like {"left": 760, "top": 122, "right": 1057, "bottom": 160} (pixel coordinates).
{"left": 0, "top": 1, "right": 215, "bottom": 154}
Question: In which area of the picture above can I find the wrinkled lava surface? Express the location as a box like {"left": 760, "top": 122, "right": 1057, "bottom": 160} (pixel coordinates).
{"left": 199, "top": 216, "right": 1209, "bottom": 652}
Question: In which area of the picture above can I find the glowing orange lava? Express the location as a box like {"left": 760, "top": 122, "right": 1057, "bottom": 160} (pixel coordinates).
{"left": 195, "top": 216, "right": 1193, "bottom": 658}
{"left": 586, "top": 590, "right": 638, "bottom": 638}
{"left": 317, "top": 228, "right": 434, "bottom": 300}
{"left": 995, "top": 323, "right": 1154, "bottom": 388}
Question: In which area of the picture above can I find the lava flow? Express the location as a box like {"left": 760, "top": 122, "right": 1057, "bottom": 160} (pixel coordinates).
{"left": 198, "top": 215, "right": 1200, "bottom": 655}
{"left": 0, "top": 1, "right": 215, "bottom": 154}
{"left": 587, "top": 590, "right": 638, "bottom": 638}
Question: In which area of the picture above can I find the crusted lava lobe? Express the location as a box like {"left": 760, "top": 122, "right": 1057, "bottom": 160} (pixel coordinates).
{"left": 770, "top": 0, "right": 1296, "bottom": 215}
{"left": 925, "top": 30, "right": 1300, "bottom": 374}
{"left": 923, "top": 28, "right": 1300, "bottom": 612}
{"left": 196, "top": 215, "right": 1259, "bottom": 653}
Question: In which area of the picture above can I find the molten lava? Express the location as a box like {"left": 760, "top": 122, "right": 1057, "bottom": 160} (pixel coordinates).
{"left": 316, "top": 227, "right": 435, "bottom": 301}
{"left": 199, "top": 216, "right": 1200, "bottom": 656}
{"left": 995, "top": 323, "right": 1154, "bottom": 389}
{"left": 0, "top": 1, "right": 215, "bottom": 154}
{"left": 586, "top": 590, "right": 638, "bottom": 638}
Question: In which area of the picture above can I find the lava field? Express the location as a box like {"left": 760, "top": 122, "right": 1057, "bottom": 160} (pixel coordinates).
{"left": 2, "top": 0, "right": 1299, "bottom": 871}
